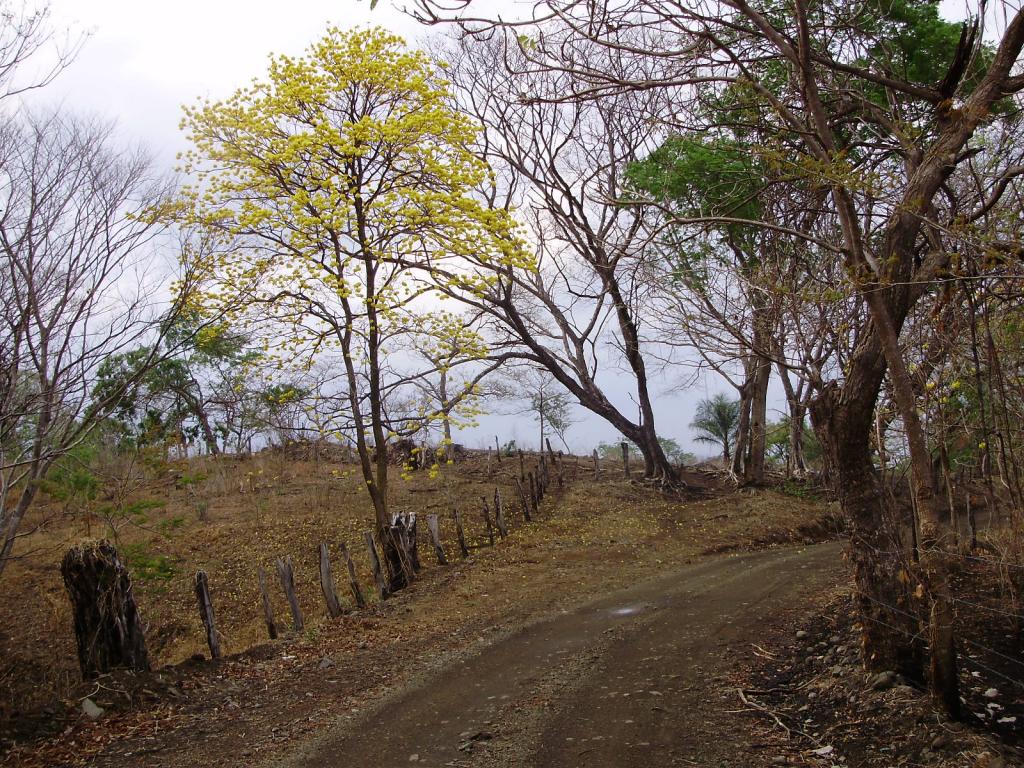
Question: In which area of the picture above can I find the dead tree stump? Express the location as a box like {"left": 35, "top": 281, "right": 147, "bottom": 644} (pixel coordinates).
{"left": 194, "top": 570, "right": 221, "bottom": 659}
{"left": 275, "top": 556, "right": 304, "bottom": 631}
{"left": 61, "top": 540, "right": 149, "bottom": 678}
{"left": 388, "top": 512, "right": 419, "bottom": 586}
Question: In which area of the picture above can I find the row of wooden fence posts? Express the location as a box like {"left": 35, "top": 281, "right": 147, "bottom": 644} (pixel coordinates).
{"left": 191, "top": 457, "right": 572, "bottom": 661}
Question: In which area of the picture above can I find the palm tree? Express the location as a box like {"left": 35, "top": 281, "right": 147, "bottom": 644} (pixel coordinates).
{"left": 689, "top": 394, "right": 740, "bottom": 463}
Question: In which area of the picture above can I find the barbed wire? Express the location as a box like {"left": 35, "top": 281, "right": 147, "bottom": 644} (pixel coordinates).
{"left": 868, "top": 547, "right": 1024, "bottom": 572}
{"left": 856, "top": 589, "right": 1024, "bottom": 679}
{"left": 960, "top": 653, "right": 1024, "bottom": 693}
{"left": 962, "top": 638, "right": 1024, "bottom": 673}
{"left": 949, "top": 594, "right": 1024, "bottom": 622}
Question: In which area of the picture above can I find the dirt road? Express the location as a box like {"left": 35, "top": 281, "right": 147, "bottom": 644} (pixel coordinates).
{"left": 279, "top": 541, "right": 845, "bottom": 768}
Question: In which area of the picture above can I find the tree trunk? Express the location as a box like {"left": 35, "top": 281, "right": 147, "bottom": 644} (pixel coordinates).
{"left": 776, "top": 359, "right": 808, "bottom": 479}
{"left": 0, "top": 480, "right": 41, "bottom": 580}
{"left": 61, "top": 540, "right": 150, "bottom": 679}
{"left": 732, "top": 378, "right": 753, "bottom": 477}
{"left": 811, "top": 383, "right": 924, "bottom": 680}
{"left": 746, "top": 353, "right": 770, "bottom": 484}
{"left": 626, "top": 421, "right": 677, "bottom": 484}
{"left": 746, "top": 296, "right": 772, "bottom": 483}
{"left": 864, "top": 292, "right": 960, "bottom": 716}
{"left": 788, "top": 406, "right": 808, "bottom": 478}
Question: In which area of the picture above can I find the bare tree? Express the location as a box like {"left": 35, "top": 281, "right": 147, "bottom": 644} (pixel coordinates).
{"left": 494, "top": 365, "right": 578, "bottom": 452}
{"left": 415, "top": 0, "right": 1024, "bottom": 714}
{"left": 0, "top": 0, "right": 83, "bottom": 102}
{"left": 436, "top": 36, "right": 681, "bottom": 483}
{"left": 0, "top": 111, "right": 181, "bottom": 577}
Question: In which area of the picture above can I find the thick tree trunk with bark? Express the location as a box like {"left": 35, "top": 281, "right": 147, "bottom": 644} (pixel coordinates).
{"left": 746, "top": 356, "right": 770, "bottom": 483}
{"left": 811, "top": 382, "right": 923, "bottom": 680}
{"left": 621, "top": 420, "right": 677, "bottom": 484}
{"left": 732, "top": 377, "right": 752, "bottom": 477}
{"left": 61, "top": 540, "right": 150, "bottom": 679}
{"left": 746, "top": 298, "right": 773, "bottom": 483}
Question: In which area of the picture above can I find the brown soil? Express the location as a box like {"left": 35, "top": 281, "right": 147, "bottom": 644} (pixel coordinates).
{"left": 741, "top": 587, "right": 1024, "bottom": 767}
{"left": 280, "top": 542, "right": 846, "bottom": 768}
{"left": 0, "top": 453, "right": 835, "bottom": 766}
{"left": 2, "top": 451, "right": 1019, "bottom": 768}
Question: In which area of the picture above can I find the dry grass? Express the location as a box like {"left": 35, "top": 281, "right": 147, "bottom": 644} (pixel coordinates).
{"left": 0, "top": 450, "right": 833, "bottom": 727}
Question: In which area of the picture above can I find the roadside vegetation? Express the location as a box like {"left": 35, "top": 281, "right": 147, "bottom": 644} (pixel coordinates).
{"left": 1, "top": 0, "right": 1024, "bottom": 763}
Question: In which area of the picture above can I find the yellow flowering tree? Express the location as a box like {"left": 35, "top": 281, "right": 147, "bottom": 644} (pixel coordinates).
{"left": 175, "top": 26, "right": 526, "bottom": 589}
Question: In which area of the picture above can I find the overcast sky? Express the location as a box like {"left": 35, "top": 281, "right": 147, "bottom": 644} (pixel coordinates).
{"left": 38, "top": 1, "right": 422, "bottom": 164}
{"left": 21, "top": 1, "right": 754, "bottom": 455}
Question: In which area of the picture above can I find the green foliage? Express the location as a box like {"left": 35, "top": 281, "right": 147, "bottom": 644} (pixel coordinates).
{"left": 689, "top": 394, "right": 741, "bottom": 460}
{"left": 658, "top": 437, "right": 696, "bottom": 465}
{"left": 596, "top": 440, "right": 640, "bottom": 459}
{"left": 99, "top": 498, "right": 165, "bottom": 525}
{"left": 856, "top": 0, "right": 985, "bottom": 89}
{"left": 778, "top": 478, "right": 819, "bottom": 500}
{"left": 41, "top": 444, "right": 100, "bottom": 513}
{"left": 175, "top": 471, "right": 207, "bottom": 489}
{"left": 627, "top": 135, "right": 763, "bottom": 222}
{"left": 121, "top": 542, "right": 177, "bottom": 583}
{"left": 93, "top": 310, "right": 261, "bottom": 454}
{"left": 158, "top": 516, "right": 187, "bottom": 532}
{"left": 766, "top": 417, "right": 822, "bottom": 464}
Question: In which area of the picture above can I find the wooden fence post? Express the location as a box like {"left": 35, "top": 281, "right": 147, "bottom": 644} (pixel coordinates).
{"left": 481, "top": 496, "right": 495, "bottom": 545}
{"left": 593, "top": 449, "right": 600, "bottom": 478}
{"left": 194, "top": 570, "right": 221, "bottom": 660}
{"left": 426, "top": 514, "right": 448, "bottom": 565}
{"left": 275, "top": 556, "right": 304, "bottom": 631}
{"left": 338, "top": 542, "right": 366, "bottom": 609}
{"left": 495, "top": 435, "right": 502, "bottom": 462}
{"left": 493, "top": 488, "right": 508, "bottom": 537}
{"left": 257, "top": 566, "right": 278, "bottom": 639}
{"left": 319, "top": 542, "right": 343, "bottom": 619}
{"left": 514, "top": 476, "right": 531, "bottom": 522}
{"left": 528, "top": 472, "right": 539, "bottom": 515}
{"left": 364, "top": 531, "right": 389, "bottom": 601}
{"left": 621, "top": 441, "right": 631, "bottom": 478}
{"left": 518, "top": 449, "right": 525, "bottom": 481}
{"left": 556, "top": 451, "right": 565, "bottom": 488}
{"left": 452, "top": 508, "right": 469, "bottom": 558}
